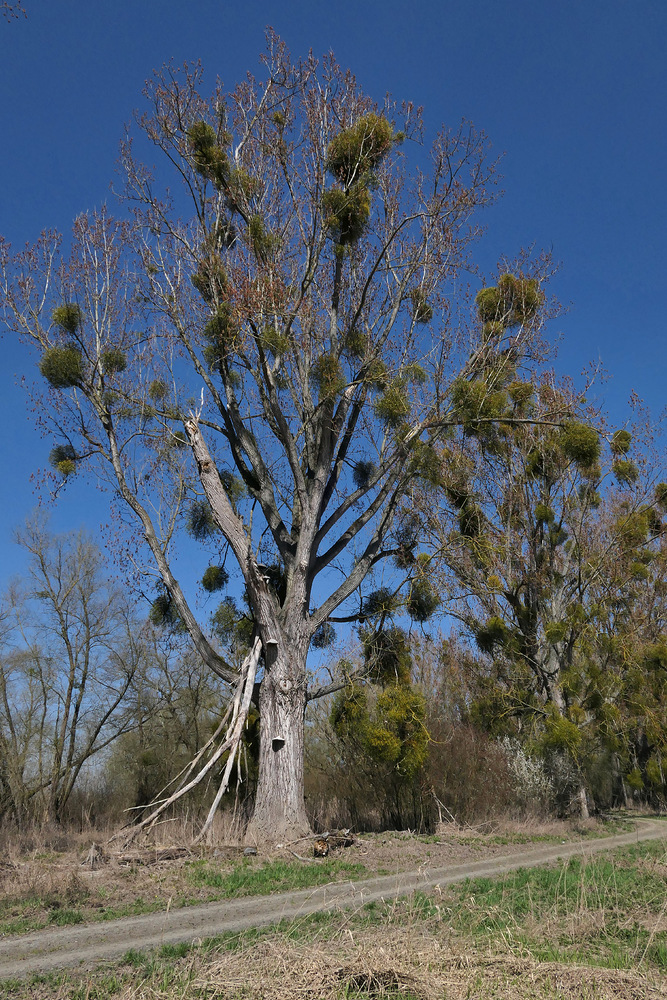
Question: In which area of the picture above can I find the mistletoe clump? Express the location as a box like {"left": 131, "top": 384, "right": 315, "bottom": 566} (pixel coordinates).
{"left": 191, "top": 256, "right": 229, "bottom": 305}
{"left": 362, "top": 587, "right": 399, "bottom": 619}
{"left": 475, "top": 273, "right": 541, "bottom": 329}
{"left": 450, "top": 377, "right": 508, "bottom": 433}
{"left": 409, "top": 288, "right": 433, "bottom": 324}
{"left": 542, "top": 712, "right": 582, "bottom": 755}
{"left": 330, "top": 684, "right": 368, "bottom": 737}
{"left": 186, "top": 499, "right": 219, "bottom": 541}
{"left": 475, "top": 615, "right": 511, "bottom": 655}
{"left": 188, "top": 120, "right": 230, "bottom": 188}
{"left": 508, "top": 381, "right": 534, "bottom": 408}
{"left": 322, "top": 185, "right": 371, "bottom": 245}
{"left": 374, "top": 379, "right": 411, "bottom": 427}
{"left": 322, "top": 113, "right": 398, "bottom": 248}
{"left": 148, "top": 379, "right": 168, "bottom": 401}
{"left": 326, "top": 113, "right": 397, "bottom": 185}
{"left": 149, "top": 588, "right": 186, "bottom": 633}
{"left": 48, "top": 443, "right": 77, "bottom": 478}
{"left": 534, "top": 502, "right": 555, "bottom": 524}
{"left": 248, "top": 214, "right": 279, "bottom": 260}
{"left": 260, "top": 326, "right": 289, "bottom": 358}
{"left": 613, "top": 459, "right": 639, "bottom": 485}
{"left": 311, "top": 353, "right": 347, "bottom": 401}
{"left": 544, "top": 621, "right": 567, "bottom": 644}
{"left": 560, "top": 421, "right": 600, "bottom": 469}
{"left": 611, "top": 429, "right": 632, "bottom": 455}
{"left": 219, "top": 469, "right": 246, "bottom": 509}
{"left": 228, "top": 167, "right": 259, "bottom": 206}
{"left": 363, "top": 626, "right": 412, "bottom": 687}
{"left": 40, "top": 345, "right": 84, "bottom": 389}
{"left": 201, "top": 565, "right": 229, "bottom": 593}
{"left": 100, "top": 348, "right": 127, "bottom": 374}
{"left": 343, "top": 328, "right": 368, "bottom": 359}
{"left": 409, "top": 440, "right": 443, "bottom": 488}
{"left": 203, "top": 304, "right": 238, "bottom": 369}
{"left": 406, "top": 574, "right": 440, "bottom": 622}
{"left": 52, "top": 302, "right": 83, "bottom": 335}
{"left": 330, "top": 683, "right": 428, "bottom": 781}
{"left": 458, "top": 498, "right": 484, "bottom": 537}
{"left": 352, "top": 460, "right": 376, "bottom": 489}
{"left": 211, "top": 596, "right": 253, "bottom": 649}
{"left": 311, "top": 622, "right": 336, "bottom": 649}
{"left": 365, "top": 687, "right": 428, "bottom": 776}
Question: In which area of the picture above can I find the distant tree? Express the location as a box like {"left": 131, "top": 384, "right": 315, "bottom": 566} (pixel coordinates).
{"left": 328, "top": 597, "right": 430, "bottom": 829}
{"left": 0, "top": 520, "right": 142, "bottom": 824}
{"left": 582, "top": 486, "right": 667, "bottom": 804}
{"left": 426, "top": 343, "right": 666, "bottom": 814}
{"left": 1, "top": 37, "right": 553, "bottom": 841}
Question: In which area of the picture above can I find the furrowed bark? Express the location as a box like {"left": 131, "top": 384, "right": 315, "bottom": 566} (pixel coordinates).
{"left": 245, "top": 637, "right": 310, "bottom": 844}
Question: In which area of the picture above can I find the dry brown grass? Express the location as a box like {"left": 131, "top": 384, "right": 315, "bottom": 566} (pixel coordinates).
{"left": 0, "top": 808, "right": 247, "bottom": 859}
{"left": 8, "top": 918, "right": 661, "bottom": 999}
{"left": 194, "top": 924, "right": 666, "bottom": 1000}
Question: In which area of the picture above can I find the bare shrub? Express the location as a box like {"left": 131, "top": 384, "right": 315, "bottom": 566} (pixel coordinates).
{"left": 427, "top": 723, "right": 517, "bottom": 825}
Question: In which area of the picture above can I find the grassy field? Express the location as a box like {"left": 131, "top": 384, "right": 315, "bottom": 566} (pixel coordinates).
{"left": 2, "top": 833, "right": 666, "bottom": 999}
{"left": 1, "top": 816, "right": 626, "bottom": 938}
{"left": 0, "top": 857, "right": 368, "bottom": 937}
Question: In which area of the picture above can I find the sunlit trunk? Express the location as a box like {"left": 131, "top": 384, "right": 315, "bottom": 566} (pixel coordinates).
{"left": 245, "top": 640, "right": 311, "bottom": 845}
{"left": 575, "top": 784, "right": 589, "bottom": 820}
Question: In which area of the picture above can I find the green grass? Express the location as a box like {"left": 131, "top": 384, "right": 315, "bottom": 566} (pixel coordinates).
{"left": 0, "top": 857, "right": 369, "bottom": 938}
{"left": 441, "top": 838, "right": 667, "bottom": 971}
{"left": 186, "top": 856, "right": 368, "bottom": 895}
{"left": 47, "top": 907, "right": 84, "bottom": 927}
{"left": 0, "top": 913, "right": 47, "bottom": 936}
{"left": 455, "top": 842, "right": 667, "bottom": 927}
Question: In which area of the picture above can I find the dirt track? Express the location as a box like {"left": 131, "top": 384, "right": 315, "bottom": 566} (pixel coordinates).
{"left": 1, "top": 819, "right": 664, "bottom": 981}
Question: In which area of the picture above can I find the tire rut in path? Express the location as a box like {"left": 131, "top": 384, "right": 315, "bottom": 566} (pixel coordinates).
{"left": 1, "top": 820, "right": 664, "bottom": 981}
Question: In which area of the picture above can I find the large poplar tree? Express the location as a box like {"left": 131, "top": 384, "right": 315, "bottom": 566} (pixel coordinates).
{"left": 1, "top": 36, "right": 547, "bottom": 841}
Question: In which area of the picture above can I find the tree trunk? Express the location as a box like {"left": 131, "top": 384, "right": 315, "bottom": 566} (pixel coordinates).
{"left": 245, "top": 642, "right": 311, "bottom": 845}
{"left": 575, "top": 783, "right": 589, "bottom": 820}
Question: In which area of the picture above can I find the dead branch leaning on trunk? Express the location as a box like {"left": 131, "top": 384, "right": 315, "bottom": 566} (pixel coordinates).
{"left": 113, "top": 638, "right": 261, "bottom": 846}
{"left": 195, "top": 638, "right": 261, "bottom": 843}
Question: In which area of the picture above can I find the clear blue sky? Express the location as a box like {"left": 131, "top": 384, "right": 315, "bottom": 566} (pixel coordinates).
{"left": 1, "top": 0, "right": 665, "bottom": 589}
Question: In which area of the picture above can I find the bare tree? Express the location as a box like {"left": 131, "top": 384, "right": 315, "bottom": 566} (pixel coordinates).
{"left": 1, "top": 36, "right": 550, "bottom": 842}
{"left": 0, "top": 520, "right": 142, "bottom": 824}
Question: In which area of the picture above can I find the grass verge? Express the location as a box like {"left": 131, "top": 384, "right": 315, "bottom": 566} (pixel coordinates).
{"left": 0, "top": 856, "right": 369, "bottom": 938}
{"left": 186, "top": 856, "right": 367, "bottom": 896}
{"left": 2, "top": 837, "right": 666, "bottom": 999}
{"left": 0, "top": 814, "right": 635, "bottom": 939}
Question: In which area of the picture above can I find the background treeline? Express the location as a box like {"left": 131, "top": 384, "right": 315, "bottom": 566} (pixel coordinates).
{"left": 2, "top": 401, "right": 666, "bottom": 835}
